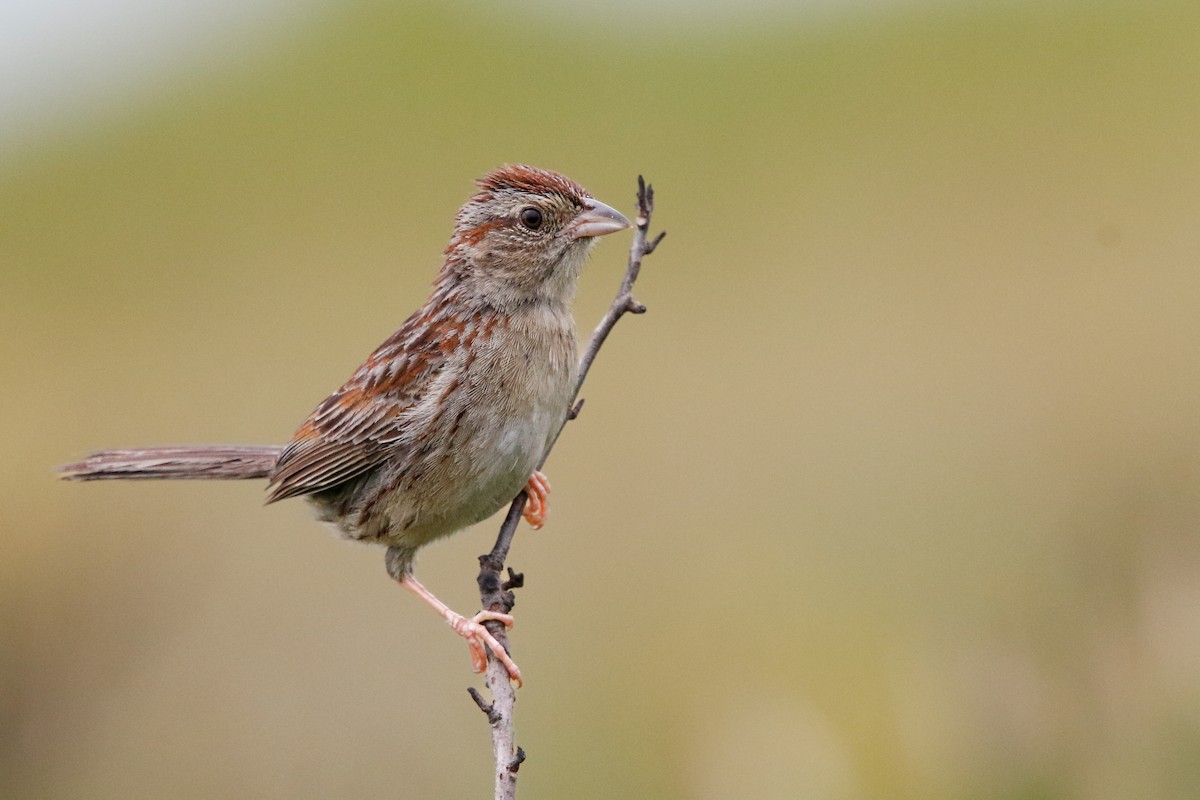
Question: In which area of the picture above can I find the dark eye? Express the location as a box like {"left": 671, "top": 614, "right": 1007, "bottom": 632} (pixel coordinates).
{"left": 519, "top": 207, "right": 543, "bottom": 230}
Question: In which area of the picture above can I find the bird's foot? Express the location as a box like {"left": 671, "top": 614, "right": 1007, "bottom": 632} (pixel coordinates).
{"left": 522, "top": 470, "right": 551, "bottom": 529}
{"left": 447, "top": 609, "right": 522, "bottom": 687}
{"left": 398, "top": 573, "right": 523, "bottom": 686}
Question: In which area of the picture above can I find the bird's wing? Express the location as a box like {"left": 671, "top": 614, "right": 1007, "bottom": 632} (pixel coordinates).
{"left": 265, "top": 303, "right": 461, "bottom": 503}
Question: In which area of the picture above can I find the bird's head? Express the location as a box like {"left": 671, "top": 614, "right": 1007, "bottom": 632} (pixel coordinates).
{"left": 443, "top": 164, "right": 631, "bottom": 308}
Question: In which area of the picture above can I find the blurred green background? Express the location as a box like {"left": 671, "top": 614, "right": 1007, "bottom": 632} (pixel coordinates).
{"left": 4, "top": 0, "right": 1199, "bottom": 797}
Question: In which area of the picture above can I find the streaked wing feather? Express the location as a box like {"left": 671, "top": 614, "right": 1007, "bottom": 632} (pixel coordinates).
{"left": 265, "top": 302, "right": 464, "bottom": 503}
{"left": 264, "top": 440, "right": 385, "bottom": 502}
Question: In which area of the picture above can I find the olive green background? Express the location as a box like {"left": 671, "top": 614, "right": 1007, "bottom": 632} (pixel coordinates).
{"left": 4, "top": 1, "right": 1199, "bottom": 797}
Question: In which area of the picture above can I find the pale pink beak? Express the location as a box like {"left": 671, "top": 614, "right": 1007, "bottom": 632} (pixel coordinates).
{"left": 568, "top": 197, "right": 632, "bottom": 240}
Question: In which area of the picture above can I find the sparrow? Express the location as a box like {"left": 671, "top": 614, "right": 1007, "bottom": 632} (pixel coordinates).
{"left": 59, "top": 164, "right": 633, "bottom": 685}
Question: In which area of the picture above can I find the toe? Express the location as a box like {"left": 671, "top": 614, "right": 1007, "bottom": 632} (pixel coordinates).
{"left": 472, "top": 610, "right": 515, "bottom": 629}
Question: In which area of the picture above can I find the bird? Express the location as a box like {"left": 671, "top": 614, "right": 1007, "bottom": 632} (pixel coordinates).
{"left": 58, "top": 164, "right": 633, "bottom": 686}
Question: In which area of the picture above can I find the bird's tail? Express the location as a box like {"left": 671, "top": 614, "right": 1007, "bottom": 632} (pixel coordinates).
{"left": 57, "top": 445, "right": 281, "bottom": 482}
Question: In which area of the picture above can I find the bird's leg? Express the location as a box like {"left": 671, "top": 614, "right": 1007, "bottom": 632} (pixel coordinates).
{"left": 398, "top": 572, "right": 522, "bottom": 686}
{"left": 522, "top": 470, "right": 551, "bottom": 529}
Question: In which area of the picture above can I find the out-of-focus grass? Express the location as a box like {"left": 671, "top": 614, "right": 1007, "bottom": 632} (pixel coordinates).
{"left": 4, "top": 1, "right": 1200, "bottom": 798}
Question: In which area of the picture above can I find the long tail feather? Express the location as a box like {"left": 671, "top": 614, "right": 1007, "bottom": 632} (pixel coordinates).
{"left": 57, "top": 445, "right": 282, "bottom": 481}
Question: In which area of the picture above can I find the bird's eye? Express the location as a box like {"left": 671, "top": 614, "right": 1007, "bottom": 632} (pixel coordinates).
{"left": 519, "top": 207, "right": 543, "bottom": 231}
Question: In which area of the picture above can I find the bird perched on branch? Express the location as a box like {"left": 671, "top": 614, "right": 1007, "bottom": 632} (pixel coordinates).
{"left": 59, "top": 164, "right": 633, "bottom": 685}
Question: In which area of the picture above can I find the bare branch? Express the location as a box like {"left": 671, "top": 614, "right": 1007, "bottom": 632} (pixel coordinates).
{"left": 470, "top": 175, "right": 665, "bottom": 799}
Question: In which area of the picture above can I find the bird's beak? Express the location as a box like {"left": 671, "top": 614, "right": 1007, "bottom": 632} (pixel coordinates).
{"left": 568, "top": 197, "right": 633, "bottom": 240}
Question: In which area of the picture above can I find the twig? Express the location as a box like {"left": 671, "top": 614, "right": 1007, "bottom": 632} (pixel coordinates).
{"left": 470, "top": 176, "right": 664, "bottom": 799}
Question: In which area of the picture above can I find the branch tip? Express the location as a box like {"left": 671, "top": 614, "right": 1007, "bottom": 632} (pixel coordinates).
{"left": 468, "top": 687, "right": 501, "bottom": 724}
{"left": 635, "top": 177, "right": 651, "bottom": 227}
{"left": 644, "top": 230, "right": 666, "bottom": 254}
{"left": 502, "top": 568, "right": 524, "bottom": 591}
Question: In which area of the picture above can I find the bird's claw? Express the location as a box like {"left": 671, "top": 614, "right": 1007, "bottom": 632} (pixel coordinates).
{"left": 448, "top": 610, "right": 522, "bottom": 687}
{"left": 522, "top": 470, "right": 551, "bottom": 529}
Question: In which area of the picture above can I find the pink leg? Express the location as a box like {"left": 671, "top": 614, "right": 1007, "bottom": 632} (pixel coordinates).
{"left": 522, "top": 470, "right": 551, "bottom": 529}
{"left": 399, "top": 574, "right": 522, "bottom": 686}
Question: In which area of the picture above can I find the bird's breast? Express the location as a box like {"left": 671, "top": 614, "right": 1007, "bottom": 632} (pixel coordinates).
{"left": 461, "top": 305, "right": 576, "bottom": 489}
{"left": 380, "top": 304, "right": 576, "bottom": 543}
